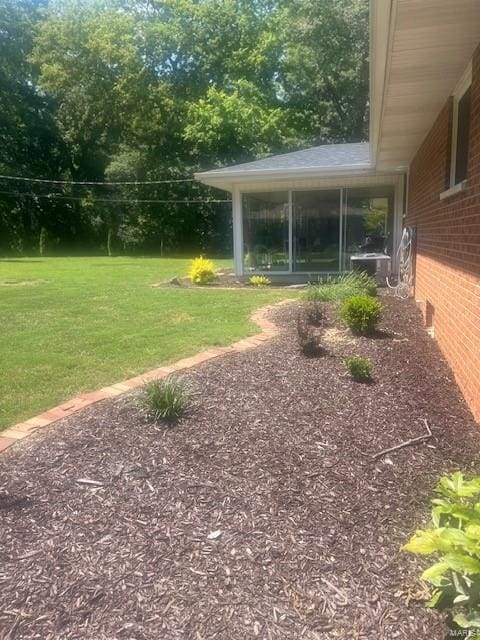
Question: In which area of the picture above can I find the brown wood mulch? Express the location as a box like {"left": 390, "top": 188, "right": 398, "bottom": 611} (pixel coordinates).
{"left": 1, "top": 294, "right": 479, "bottom": 640}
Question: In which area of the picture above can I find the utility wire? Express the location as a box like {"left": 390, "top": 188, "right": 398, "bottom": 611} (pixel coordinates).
{"left": 0, "top": 190, "right": 231, "bottom": 204}
{"left": 0, "top": 174, "right": 196, "bottom": 186}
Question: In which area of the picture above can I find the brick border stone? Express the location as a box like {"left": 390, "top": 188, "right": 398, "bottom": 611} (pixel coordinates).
{"left": 0, "top": 300, "right": 291, "bottom": 455}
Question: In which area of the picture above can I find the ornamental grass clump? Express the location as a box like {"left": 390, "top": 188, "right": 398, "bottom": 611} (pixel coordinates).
{"left": 189, "top": 256, "right": 216, "bottom": 285}
{"left": 403, "top": 472, "right": 480, "bottom": 634}
{"left": 345, "top": 356, "right": 372, "bottom": 382}
{"left": 304, "top": 271, "right": 377, "bottom": 303}
{"left": 141, "top": 377, "right": 189, "bottom": 423}
{"left": 340, "top": 295, "right": 383, "bottom": 335}
{"left": 249, "top": 275, "right": 271, "bottom": 287}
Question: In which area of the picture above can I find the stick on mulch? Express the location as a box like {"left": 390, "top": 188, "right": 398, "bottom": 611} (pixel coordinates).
{"left": 0, "top": 293, "right": 478, "bottom": 640}
{"left": 372, "top": 418, "right": 433, "bottom": 460}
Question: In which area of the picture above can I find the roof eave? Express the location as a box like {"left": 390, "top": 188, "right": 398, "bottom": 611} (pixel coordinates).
{"left": 195, "top": 164, "right": 374, "bottom": 189}
{"left": 369, "top": 0, "right": 394, "bottom": 170}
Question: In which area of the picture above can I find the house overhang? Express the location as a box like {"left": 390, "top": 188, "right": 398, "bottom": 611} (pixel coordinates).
{"left": 371, "top": 0, "right": 480, "bottom": 172}
{"left": 195, "top": 165, "right": 377, "bottom": 191}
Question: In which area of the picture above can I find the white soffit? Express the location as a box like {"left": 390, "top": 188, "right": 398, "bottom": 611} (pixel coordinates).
{"left": 371, "top": 0, "right": 480, "bottom": 171}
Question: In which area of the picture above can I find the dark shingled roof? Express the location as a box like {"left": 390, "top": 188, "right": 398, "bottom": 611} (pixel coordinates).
{"left": 200, "top": 142, "right": 370, "bottom": 175}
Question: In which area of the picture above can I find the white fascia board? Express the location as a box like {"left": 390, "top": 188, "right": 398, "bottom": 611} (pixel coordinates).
{"left": 194, "top": 164, "right": 374, "bottom": 188}
{"left": 369, "top": 0, "right": 394, "bottom": 168}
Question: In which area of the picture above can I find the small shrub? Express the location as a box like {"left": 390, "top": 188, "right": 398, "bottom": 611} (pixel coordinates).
{"left": 249, "top": 275, "right": 271, "bottom": 287}
{"left": 403, "top": 472, "right": 480, "bottom": 634}
{"left": 304, "top": 272, "right": 377, "bottom": 303}
{"left": 305, "top": 300, "right": 324, "bottom": 327}
{"left": 297, "top": 312, "right": 321, "bottom": 357}
{"left": 340, "top": 295, "right": 383, "bottom": 335}
{"left": 345, "top": 356, "right": 372, "bottom": 382}
{"left": 141, "top": 377, "right": 189, "bottom": 422}
{"left": 189, "top": 256, "right": 216, "bottom": 285}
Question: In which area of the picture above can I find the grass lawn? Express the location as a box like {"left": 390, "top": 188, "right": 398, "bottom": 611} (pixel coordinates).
{"left": 0, "top": 257, "right": 291, "bottom": 431}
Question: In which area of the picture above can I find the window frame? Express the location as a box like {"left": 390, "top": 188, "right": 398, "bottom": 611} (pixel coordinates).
{"left": 449, "top": 61, "right": 472, "bottom": 189}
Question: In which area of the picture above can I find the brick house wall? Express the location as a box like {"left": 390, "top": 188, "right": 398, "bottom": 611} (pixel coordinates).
{"left": 407, "top": 48, "right": 480, "bottom": 422}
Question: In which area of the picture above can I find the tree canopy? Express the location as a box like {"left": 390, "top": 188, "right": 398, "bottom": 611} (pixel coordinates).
{"left": 0, "top": 0, "right": 369, "bottom": 256}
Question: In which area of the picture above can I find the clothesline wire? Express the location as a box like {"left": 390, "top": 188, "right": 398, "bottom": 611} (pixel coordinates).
{"left": 0, "top": 190, "right": 231, "bottom": 204}
{"left": 0, "top": 174, "right": 197, "bottom": 186}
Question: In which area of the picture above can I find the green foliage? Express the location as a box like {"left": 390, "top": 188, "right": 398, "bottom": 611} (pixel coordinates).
{"left": 141, "top": 377, "right": 189, "bottom": 422}
{"left": 403, "top": 472, "right": 480, "bottom": 633}
{"left": 189, "top": 256, "right": 216, "bottom": 285}
{"left": 304, "top": 272, "right": 377, "bottom": 303}
{"left": 281, "top": 0, "right": 369, "bottom": 142}
{"left": 345, "top": 356, "right": 371, "bottom": 382}
{"left": 25, "top": 0, "right": 299, "bottom": 254}
{"left": 249, "top": 275, "right": 271, "bottom": 287}
{"left": 363, "top": 206, "right": 387, "bottom": 236}
{"left": 340, "top": 295, "right": 383, "bottom": 335}
{"left": 305, "top": 300, "right": 324, "bottom": 327}
{"left": 0, "top": 0, "right": 369, "bottom": 256}
{"left": 296, "top": 311, "right": 321, "bottom": 357}
{"left": 39, "top": 227, "right": 47, "bottom": 256}
{"left": 0, "top": 0, "right": 69, "bottom": 255}
{"left": 184, "top": 81, "right": 296, "bottom": 163}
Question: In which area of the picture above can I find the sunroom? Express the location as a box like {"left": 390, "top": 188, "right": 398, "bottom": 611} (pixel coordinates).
{"left": 195, "top": 142, "right": 405, "bottom": 283}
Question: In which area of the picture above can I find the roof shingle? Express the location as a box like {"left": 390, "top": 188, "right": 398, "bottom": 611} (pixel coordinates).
{"left": 199, "top": 142, "right": 370, "bottom": 175}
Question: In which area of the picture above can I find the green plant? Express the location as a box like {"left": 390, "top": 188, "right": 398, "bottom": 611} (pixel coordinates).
{"left": 141, "top": 377, "right": 189, "bottom": 422}
{"left": 297, "top": 312, "right": 322, "bottom": 357}
{"left": 304, "top": 271, "right": 377, "bottom": 303}
{"left": 39, "top": 227, "right": 47, "bottom": 256}
{"left": 340, "top": 295, "right": 382, "bottom": 335}
{"left": 403, "top": 472, "right": 480, "bottom": 635}
{"left": 249, "top": 275, "right": 271, "bottom": 287}
{"left": 345, "top": 356, "right": 372, "bottom": 381}
{"left": 305, "top": 300, "right": 324, "bottom": 327}
{"left": 189, "top": 256, "right": 216, "bottom": 285}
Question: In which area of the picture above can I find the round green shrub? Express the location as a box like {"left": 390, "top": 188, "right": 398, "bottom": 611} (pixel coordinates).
{"left": 345, "top": 356, "right": 372, "bottom": 381}
{"left": 340, "top": 295, "right": 383, "bottom": 335}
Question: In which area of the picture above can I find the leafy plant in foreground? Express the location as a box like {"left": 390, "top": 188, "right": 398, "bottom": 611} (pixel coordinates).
{"left": 249, "top": 275, "right": 271, "bottom": 287}
{"left": 189, "top": 256, "right": 216, "bottom": 285}
{"left": 141, "top": 377, "right": 189, "bottom": 422}
{"left": 403, "top": 472, "right": 480, "bottom": 635}
{"left": 304, "top": 271, "right": 377, "bottom": 303}
{"left": 340, "top": 295, "right": 383, "bottom": 335}
{"left": 345, "top": 356, "right": 372, "bottom": 382}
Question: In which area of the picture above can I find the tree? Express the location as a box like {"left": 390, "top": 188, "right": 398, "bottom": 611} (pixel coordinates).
{"left": 0, "top": 0, "right": 369, "bottom": 256}
{"left": 280, "top": 0, "right": 369, "bottom": 143}
{"left": 0, "top": 0, "right": 69, "bottom": 254}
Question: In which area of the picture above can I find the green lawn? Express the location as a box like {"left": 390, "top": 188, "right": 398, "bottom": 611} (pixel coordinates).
{"left": 0, "top": 257, "right": 291, "bottom": 431}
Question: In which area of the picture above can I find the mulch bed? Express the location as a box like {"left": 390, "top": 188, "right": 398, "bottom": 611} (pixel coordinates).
{"left": 151, "top": 268, "right": 247, "bottom": 289}
{"left": 1, "top": 293, "right": 479, "bottom": 639}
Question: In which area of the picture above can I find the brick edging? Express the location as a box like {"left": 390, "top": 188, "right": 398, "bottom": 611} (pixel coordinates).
{"left": 0, "top": 299, "right": 292, "bottom": 455}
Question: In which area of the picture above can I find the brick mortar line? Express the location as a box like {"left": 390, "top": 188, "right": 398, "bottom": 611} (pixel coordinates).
{"left": 0, "top": 299, "right": 293, "bottom": 455}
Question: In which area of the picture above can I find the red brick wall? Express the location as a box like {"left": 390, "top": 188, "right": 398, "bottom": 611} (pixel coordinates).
{"left": 407, "top": 49, "right": 480, "bottom": 422}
